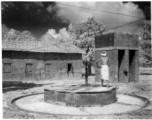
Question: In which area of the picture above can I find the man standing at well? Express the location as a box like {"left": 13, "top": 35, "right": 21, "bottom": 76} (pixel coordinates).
{"left": 96, "top": 51, "right": 110, "bottom": 87}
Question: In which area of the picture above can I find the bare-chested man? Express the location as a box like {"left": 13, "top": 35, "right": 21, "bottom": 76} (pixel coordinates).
{"left": 96, "top": 51, "right": 110, "bottom": 87}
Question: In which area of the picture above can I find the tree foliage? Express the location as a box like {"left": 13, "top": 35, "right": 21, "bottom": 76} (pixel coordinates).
{"left": 140, "top": 21, "right": 151, "bottom": 67}
{"left": 2, "top": 29, "right": 37, "bottom": 41}
{"left": 68, "top": 17, "right": 106, "bottom": 63}
{"left": 2, "top": 29, "right": 7, "bottom": 39}
{"left": 68, "top": 17, "right": 106, "bottom": 85}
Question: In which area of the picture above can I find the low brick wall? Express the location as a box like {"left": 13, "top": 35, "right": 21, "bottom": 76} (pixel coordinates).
{"left": 139, "top": 67, "right": 152, "bottom": 75}
{"left": 44, "top": 88, "right": 117, "bottom": 107}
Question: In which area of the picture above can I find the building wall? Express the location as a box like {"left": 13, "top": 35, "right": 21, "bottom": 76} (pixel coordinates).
{"left": 95, "top": 32, "right": 139, "bottom": 50}
{"left": 2, "top": 51, "right": 83, "bottom": 81}
{"left": 95, "top": 32, "right": 139, "bottom": 83}
{"left": 95, "top": 33, "right": 115, "bottom": 48}
{"left": 95, "top": 49, "right": 139, "bottom": 83}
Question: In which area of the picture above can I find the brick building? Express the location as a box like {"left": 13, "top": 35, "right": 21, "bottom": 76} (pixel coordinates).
{"left": 2, "top": 40, "right": 84, "bottom": 81}
{"left": 95, "top": 32, "right": 139, "bottom": 83}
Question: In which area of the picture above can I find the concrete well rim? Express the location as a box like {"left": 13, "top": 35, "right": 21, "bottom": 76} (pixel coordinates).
{"left": 7, "top": 92, "right": 150, "bottom": 117}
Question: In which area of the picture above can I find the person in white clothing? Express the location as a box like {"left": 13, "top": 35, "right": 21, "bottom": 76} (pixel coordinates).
{"left": 96, "top": 51, "right": 110, "bottom": 87}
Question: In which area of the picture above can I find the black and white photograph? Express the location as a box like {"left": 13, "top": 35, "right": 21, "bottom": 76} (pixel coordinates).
{"left": 1, "top": 1, "right": 151, "bottom": 119}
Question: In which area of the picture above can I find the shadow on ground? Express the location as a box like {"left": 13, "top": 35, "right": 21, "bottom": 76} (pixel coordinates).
{"left": 3, "top": 81, "right": 44, "bottom": 93}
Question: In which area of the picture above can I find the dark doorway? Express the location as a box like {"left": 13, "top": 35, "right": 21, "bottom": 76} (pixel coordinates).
{"left": 118, "top": 50, "right": 125, "bottom": 83}
{"left": 45, "top": 63, "right": 51, "bottom": 72}
{"left": 25, "top": 63, "right": 33, "bottom": 79}
{"left": 67, "top": 63, "right": 73, "bottom": 75}
{"left": 118, "top": 50, "right": 125, "bottom": 68}
{"left": 26, "top": 63, "right": 32, "bottom": 73}
{"left": 129, "top": 50, "right": 136, "bottom": 82}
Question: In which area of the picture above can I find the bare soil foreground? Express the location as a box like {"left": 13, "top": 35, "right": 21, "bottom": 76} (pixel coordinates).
{"left": 3, "top": 67, "right": 152, "bottom": 119}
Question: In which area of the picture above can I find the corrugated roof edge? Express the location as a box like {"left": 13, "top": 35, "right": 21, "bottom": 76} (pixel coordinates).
{"left": 2, "top": 40, "right": 85, "bottom": 54}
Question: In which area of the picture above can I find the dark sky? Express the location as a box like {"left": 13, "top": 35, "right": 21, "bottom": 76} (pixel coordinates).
{"left": 2, "top": 1, "right": 151, "bottom": 38}
{"left": 130, "top": 1, "right": 151, "bottom": 20}
{"left": 2, "top": 2, "right": 68, "bottom": 38}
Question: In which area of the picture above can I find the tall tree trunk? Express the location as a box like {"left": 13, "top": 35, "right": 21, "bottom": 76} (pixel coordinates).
{"left": 88, "top": 64, "right": 92, "bottom": 74}
{"left": 85, "top": 62, "right": 88, "bottom": 85}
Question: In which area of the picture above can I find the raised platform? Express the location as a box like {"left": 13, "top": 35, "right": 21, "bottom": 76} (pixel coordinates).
{"left": 44, "top": 84, "right": 117, "bottom": 107}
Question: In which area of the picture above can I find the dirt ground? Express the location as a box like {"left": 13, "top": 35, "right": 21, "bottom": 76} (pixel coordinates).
{"left": 3, "top": 68, "right": 152, "bottom": 119}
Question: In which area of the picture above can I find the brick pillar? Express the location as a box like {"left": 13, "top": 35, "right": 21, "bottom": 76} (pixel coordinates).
{"left": 129, "top": 50, "right": 139, "bottom": 82}
{"left": 95, "top": 50, "right": 101, "bottom": 83}
{"left": 109, "top": 50, "right": 118, "bottom": 84}
{"left": 125, "top": 50, "right": 129, "bottom": 83}
{"left": 135, "top": 50, "right": 139, "bottom": 82}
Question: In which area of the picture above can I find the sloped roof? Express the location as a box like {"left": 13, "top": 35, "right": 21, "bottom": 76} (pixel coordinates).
{"left": 2, "top": 40, "right": 84, "bottom": 54}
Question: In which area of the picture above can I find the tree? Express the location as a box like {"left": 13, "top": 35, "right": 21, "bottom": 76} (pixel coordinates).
{"left": 2, "top": 29, "right": 7, "bottom": 39}
{"left": 140, "top": 21, "right": 151, "bottom": 67}
{"left": 68, "top": 17, "right": 106, "bottom": 85}
{"left": 2, "top": 29, "right": 37, "bottom": 41}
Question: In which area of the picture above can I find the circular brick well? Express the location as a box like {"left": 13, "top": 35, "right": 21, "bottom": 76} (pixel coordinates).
{"left": 44, "top": 85, "right": 117, "bottom": 107}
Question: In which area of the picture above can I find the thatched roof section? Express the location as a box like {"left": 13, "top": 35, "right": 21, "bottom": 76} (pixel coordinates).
{"left": 2, "top": 40, "right": 84, "bottom": 54}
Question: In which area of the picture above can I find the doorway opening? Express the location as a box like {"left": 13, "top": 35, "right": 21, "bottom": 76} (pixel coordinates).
{"left": 118, "top": 50, "right": 125, "bottom": 82}
{"left": 67, "top": 63, "right": 73, "bottom": 75}
{"left": 129, "top": 50, "right": 136, "bottom": 82}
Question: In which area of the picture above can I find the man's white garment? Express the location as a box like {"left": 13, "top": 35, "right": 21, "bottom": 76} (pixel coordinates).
{"left": 101, "top": 65, "right": 109, "bottom": 80}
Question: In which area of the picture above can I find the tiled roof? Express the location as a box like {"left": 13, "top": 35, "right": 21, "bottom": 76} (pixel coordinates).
{"left": 2, "top": 40, "right": 84, "bottom": 54}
